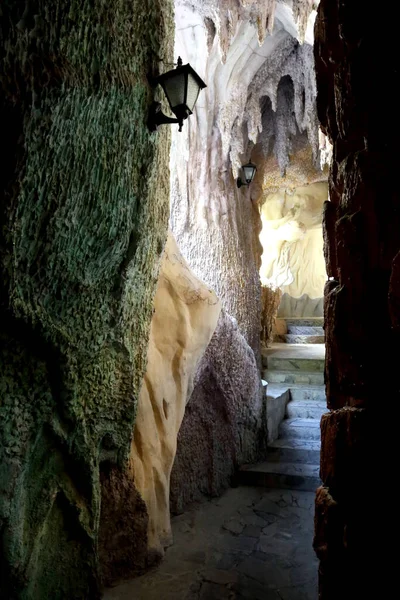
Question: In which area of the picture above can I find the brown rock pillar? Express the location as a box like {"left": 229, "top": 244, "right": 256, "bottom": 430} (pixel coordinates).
{"left": 314, "top": 1, "right": 399, "bottom": 598}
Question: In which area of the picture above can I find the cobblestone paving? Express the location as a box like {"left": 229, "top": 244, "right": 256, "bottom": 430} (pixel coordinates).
{"left": 104, "top": 486, "right": 317, "bottom": 600}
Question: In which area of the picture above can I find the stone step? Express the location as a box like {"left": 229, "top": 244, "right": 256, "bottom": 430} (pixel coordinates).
{"left": 285, "top": 318, "right": 324, "bottom": 327}
{"left": 283, "top": 334, "right": 324, "bottom": 344}
{"left": 262, "top": 344, "right": 325, "bottom": 371}
{"left": 264, "top": 369, "right": 324, "bottom": 385}
{"left": 289, "top": 385, "right": 326, "bottom": 402}
{"left": 267, "top": 438, "right": 321, "bottom": 464}
{"left": 266, "top": 355, "right": 325, "bottom": 372}
{"left": 286, "top": 325, "right": 324, "bottom": 335}
{"left": 286, "top": 399, "right": 326, "bottom": 419}
{"left": 279, "top": 417, "right": 321, "bottom": 441}
{"left": 239, "top": 460, "right": 321, "bottom": 492}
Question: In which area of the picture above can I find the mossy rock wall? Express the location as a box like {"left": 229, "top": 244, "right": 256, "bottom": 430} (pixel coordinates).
{"left": 0, "top": 1, "right": 174, "bottom": 597}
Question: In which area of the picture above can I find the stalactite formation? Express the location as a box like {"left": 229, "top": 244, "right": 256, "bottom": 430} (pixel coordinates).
{"left": 171, "top": 0, "right": 324, "bottom": 357}
{"left": 178, "top": 1, "right": 317, "bottom": 59}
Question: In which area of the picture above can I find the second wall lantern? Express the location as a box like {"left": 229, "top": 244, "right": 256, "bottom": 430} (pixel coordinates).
{"left": 148, "top": 57, "right": 207, "bottom": 132}
{"left": 237, "top": 161, "right": 257, "bottom": 188}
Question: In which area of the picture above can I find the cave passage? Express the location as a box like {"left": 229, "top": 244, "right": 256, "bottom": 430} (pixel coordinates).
{"left": 104, "top": 487, "right": 317, "bottom": 600}
{"left": 0, "top": 1, "right": 396, "bottom": 599}
{"left": 106, "top": 2, "right": 327, "bottom": 598}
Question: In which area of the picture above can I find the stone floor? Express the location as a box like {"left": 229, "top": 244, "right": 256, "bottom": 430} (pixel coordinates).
{"left": 103, "top": 486, "right": 317, "bottom": 600}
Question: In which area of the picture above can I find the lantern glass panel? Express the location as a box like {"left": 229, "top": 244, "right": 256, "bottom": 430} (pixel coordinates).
{"left": 162, "top": 72, "right": 186, "bottom": 109}
{"left": 186, "top": 73, "right": 201, "bottom": 111}
{"left": 243, "top": 164, "right": 256, "bottom": 183}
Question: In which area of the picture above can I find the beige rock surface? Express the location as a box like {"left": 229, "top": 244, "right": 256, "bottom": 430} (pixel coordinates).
{"left": 129, "top": 232, "right": 221, "bottom": 557}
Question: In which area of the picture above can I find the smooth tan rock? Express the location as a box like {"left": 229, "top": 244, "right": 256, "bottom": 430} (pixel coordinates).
{"left": 129, "top": 232, "right": 221, "bottom": 556}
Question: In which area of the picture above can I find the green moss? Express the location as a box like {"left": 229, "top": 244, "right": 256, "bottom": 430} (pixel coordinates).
{"left": 0, "top": 0, "right": 174, "bottom": 597}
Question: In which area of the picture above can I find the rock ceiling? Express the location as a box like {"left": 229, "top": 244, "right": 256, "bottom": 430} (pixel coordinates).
{"left": 174, "top": 0, "right": 328, "bottom": 181}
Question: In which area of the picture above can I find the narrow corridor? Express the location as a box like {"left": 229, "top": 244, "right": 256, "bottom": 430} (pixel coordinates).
{"left": 104, "top": 486, "right": 317, "bottom": 600}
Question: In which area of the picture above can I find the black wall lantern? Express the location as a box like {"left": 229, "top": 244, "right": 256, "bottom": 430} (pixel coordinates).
{"left": 237, "top": 161, "right": 257, "bottom": 188}
{"left": 148, "top": 57, "right": 207, "bottom": 132}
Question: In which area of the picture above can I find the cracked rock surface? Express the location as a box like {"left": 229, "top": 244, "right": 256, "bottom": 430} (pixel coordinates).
{"left": 103, "top": 486, "right": 317, "bottom": 600}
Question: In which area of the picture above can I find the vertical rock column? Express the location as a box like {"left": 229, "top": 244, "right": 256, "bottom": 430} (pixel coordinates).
{"left": 313, "top": 1, "right": 399, "bottom": 598}
{"left": 0, "top": 1, "right": 173, "bottom": 597}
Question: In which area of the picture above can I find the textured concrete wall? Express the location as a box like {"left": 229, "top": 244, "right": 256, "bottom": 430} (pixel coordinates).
{"left": 170, "top": 309, "right": 266, "bottom": 514}
{"left": 313, "top": 1, "right": 398, "bottom": 597}
{"left": 0, "top": 1, "right": 173, "bottom": 597}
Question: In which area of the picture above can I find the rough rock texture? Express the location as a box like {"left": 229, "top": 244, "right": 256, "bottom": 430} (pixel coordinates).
{"left": 171, "top": 1, "right": 324, "bottom": 361}
{"left": 129, "top": 233, "right": 220, "bottom": 561}
{"left": 99, "top": 464, "right": 149, "bottom": 587}
{"left": 0, "top": 1, "right": 174, "bottom": 597}
{"left": 170, "top": 310, "right": 266, "bottom": 514}
{"left": 313, "top": 1, "right": 398, "bottom": 597}
{"left": 259, "top": 182, "right": 328, "bottom": 317}
{"left": 261, "top": 285, "right": 282, "bottom": 347}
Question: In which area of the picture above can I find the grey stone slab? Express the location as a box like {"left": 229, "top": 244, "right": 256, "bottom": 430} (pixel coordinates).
{"left": 201, "top": 568, "right": 239, "bottom": 585}
{"left": 218, "top": 534, "right": 258, "bottom": 555}
{"left": 264, "top": 343, "right": 325, "bottom": 360}
{"left": 242, "top": 461, "right": 319, "bottom": 478}
{"left": 241, "top": 511, "right": 270, "bottom": 527}
{"left": 252, "top": 497, "right": 285, "bottom": 516}
{"left": 267, "top": 357, "right": 325, "bottom": 372}
{"left": 286, "top": 400, "right": 326, "bottom": 420}
{"left": 286, "top": 326, "right": 324, "bottom": 335}
{"left": 223, "top": 519, "right": 245, "bottom": 535}
{"left": 233, "top": 574, "right": 281, "bottom": 600}
{"left": 263, "top": 370, "right": 324, "bottom": 385}
{"left": 289, "top": 386, "right": 326, "bottom": 403}
{"left": 279, "top": 418, "right": 321, "bottom": 441}
{"left": 240, "top": 470, "right": 321, "bottom": 492}
{"left": 199, "top": 582, "right": 232, "bottom": 599}
{"left": 269, "top": 438, "right": 321, "bottom": 451}
{"left": 278, "top": 582, "right": 318, "bottom": 600}
{"left": 266, "top": 444, "right": 320, "bottom": 465}
{"left": 242, "top": 524, "right": 263, "bottom": 538}
{"left": 184, "top": 550, "right": 207, "bottom": 565}
{"left": 237, "top": 556, "right": 291, "bottom": 588}
{"left": 257, "top": 534, "right": 299, "bottom": 557}
{"left": 285, "top": 318, "right": 324, "bottom": 327}
{"left": 274, "top": 489, "right": 316, "bottom": 510}
{"left": 261, "top": 345, "right": 325, "bottom": 371}
{"left": 284, "top": 334, "right": 324, "bottom": 344}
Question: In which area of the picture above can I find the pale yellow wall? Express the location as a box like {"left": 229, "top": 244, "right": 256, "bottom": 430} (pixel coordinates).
{"left": 129, "top": 232, "right": 221, "bottom": 557}
{"left": 259, "top": 182, "right": 328, "bottom": 299}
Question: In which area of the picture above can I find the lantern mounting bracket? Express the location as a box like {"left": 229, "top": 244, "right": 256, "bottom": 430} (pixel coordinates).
{"left": 236, "top": 178, "right": 248, "bottom": 188}
{"left": 147, "top": 101, "right": 183, "bottom": 132}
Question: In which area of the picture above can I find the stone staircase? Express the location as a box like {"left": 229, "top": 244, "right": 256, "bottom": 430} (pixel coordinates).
{"left": 240, "top": 318, "right": 326, "bottom": 492}
{"left": 273, "top": 317, "right": 324, "bottom": 345}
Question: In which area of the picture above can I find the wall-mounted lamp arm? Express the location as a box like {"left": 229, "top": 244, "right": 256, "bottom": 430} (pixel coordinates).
{"left": 147, "top": 102, "right": 183, "bottom": 132}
